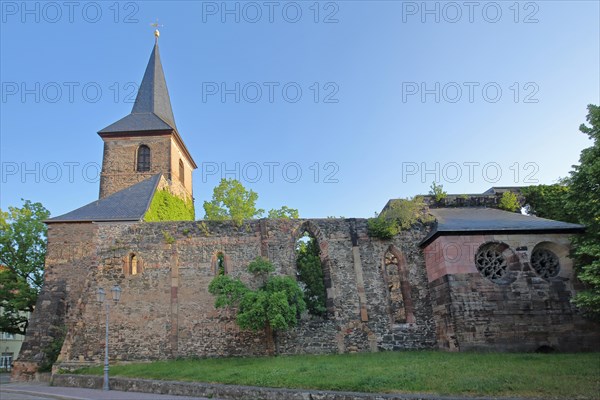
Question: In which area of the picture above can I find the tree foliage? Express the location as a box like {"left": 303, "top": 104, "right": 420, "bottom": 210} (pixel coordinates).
{"left": 521, "top": 183, "right": 575, "bottom": 222}
{"left": 0, "top": 200, "right": 50, "bottom": 335}
{"left": 498, "top": 191, "right": 521, "bottom": 212}
{"left": 203, "top": 179, "right": 264, "bottom": 226}
{"left": 267, "top": 206, "right": 299, "bottom": 219}
{"left": 296, "top": 234, "right": 326, "bottom": 316}
{"left": 569, "top": 104, "right": 600, "bottom": 319}
{"left": 208, "top": 256, "right": 306, "bottom": 353}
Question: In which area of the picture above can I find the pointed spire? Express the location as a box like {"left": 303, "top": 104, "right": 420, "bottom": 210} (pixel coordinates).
{"left": 131, "top": 42, "right": 177, "bottom": 129}
{"left": 99, "top": 39, "right": 177, "bottom": 134}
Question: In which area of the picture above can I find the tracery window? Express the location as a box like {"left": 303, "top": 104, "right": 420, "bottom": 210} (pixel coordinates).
{"left": 475, "top": 243, "right": 508, "bottom": 283}
{"left": 137, "top": 145, "right": 151, "bottom": 172}
{"left": 531, "top": 249, "right": 560, "bottom": 278}
{"left": 383, "top": 250, "right": 406, "bottom": 323}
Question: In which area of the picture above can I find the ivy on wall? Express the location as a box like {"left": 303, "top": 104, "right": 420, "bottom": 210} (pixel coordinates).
{"left": 144, "top": 189, "right": 195, "bottom": 222}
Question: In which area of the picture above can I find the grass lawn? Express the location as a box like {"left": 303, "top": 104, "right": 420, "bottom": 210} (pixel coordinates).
{"left": 73, "top": 351, "right": 600, "bottom": 399}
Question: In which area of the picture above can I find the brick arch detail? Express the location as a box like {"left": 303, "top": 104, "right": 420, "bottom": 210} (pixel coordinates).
{"left": 386, "top": 245, "right": 416, "bottom": 324}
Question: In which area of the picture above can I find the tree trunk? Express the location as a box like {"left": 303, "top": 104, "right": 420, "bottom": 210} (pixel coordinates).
{"left": 265, "top": 323, "right": 275, "bottom": 355}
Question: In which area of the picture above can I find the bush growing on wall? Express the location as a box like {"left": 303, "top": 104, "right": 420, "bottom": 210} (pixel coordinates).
{"left": 368, "top": 197, "right": 432, "bottom": 239}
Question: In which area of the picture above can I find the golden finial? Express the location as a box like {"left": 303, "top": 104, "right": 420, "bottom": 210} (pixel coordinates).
{"left": 150, "top": 19, "right": 164, "bottom": 43}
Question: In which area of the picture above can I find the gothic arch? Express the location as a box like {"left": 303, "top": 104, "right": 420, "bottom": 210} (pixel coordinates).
{"left": 382, "top": 245, "right": 415, "bottom": 324}
{"left": 290, "top": 220, "right": 334, "bottom": 316}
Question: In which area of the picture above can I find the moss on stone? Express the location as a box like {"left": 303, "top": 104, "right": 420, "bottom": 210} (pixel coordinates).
{"left": 144, "top": 189, "right": 195, "bottom": 222}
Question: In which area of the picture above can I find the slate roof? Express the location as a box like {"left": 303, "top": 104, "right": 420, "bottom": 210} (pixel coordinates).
{"left": 47, "top": 174, "right": 161, "bottom": 223}
{"left": 99, "top": 43, "right": 177, "bottom": 133}
{"left": 419, "top": 207, "right": 585, "bottom": 247}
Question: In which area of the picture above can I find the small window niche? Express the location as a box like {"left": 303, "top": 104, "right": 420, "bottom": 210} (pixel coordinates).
{"left": 213, "top": 252, "right": 227, "bottom": 276}
{"left": 125, "top": 253, "right": 143, "bottom": 276}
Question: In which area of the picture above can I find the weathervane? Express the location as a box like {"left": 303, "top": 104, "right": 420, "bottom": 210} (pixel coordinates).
{"left": 150, "top": 19, "right": 164, "bottom": 43}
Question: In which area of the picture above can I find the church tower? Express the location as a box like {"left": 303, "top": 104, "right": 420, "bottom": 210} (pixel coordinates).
{"left": 98, "top": 32, "right": 196, "bottom": 201}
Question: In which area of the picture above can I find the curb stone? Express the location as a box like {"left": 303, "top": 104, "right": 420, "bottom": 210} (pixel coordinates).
{"left": 51, "top": 374, "right": 544, "bottom": 400}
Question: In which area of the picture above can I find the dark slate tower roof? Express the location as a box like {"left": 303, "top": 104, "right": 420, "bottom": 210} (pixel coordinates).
{"left": 99, "top": 43, "right": 177, "bottom": 133}
{"left": 47, "top": 174, "right": 161, "bottom": 223}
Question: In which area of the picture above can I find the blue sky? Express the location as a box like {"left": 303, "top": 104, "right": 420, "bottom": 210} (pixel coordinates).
{"left": 1, "top": 0, "right": 599, "bottom": 219}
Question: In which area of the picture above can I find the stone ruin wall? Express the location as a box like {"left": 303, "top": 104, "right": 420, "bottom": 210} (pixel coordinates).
{"left": 12, "top": 222, "right": 100, "bottom": 380}
{"left": 13, "top": 218, "right": 599, "bottom": 380}
{"left": 17, "top": 218, "right": 437, "bottom": 376}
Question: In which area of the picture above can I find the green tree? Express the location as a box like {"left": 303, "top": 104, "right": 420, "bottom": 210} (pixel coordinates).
{"left": 203, "top": 179, "right": 264, "bottom": 226}
{"left": 429, "top": 182, "right": 447, "bottom": 203}
{"left": 208, "top": 256, "right": 306, "bottom": 354}
{"left": 267, "top": 206, "right": 299, "bottom": 219}
{"left": 569, "top": 105, "right": 600, "bottom": 319}
{"left": 296, "top": 234, "right": 326, "bottom": 316}
{"left": 498, "top": 191, "right": 521, "bottom": 212}
{"left": 0, "top": 200, "right": 50, "bottom": 335}
{"left": 521, "top": 183, "right": 575, "bottom": 222}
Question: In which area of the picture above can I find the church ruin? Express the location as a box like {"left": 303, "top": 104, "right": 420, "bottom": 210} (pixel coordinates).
{"left": 13, "top": 35, "right": 599, "bottom": 380}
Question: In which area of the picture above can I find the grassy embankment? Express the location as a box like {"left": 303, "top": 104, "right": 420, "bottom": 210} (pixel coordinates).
{"left": 73, "top": 351, "right": 600, "bottom": 399}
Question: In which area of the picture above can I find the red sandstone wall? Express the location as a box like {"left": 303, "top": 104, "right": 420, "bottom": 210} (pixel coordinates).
{"left": 424, "top": 233, "right": 600, "bottom": 351}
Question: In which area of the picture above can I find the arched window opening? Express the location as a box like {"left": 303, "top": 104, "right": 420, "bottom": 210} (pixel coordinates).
{"left": 137, "top": 145, "right": 151, "bottom": 172}
{"left": 296, "top": 232, "right": 326, "bottom": 317}
{"left": 216, "top": 252, "right": 225, "bottom": 276}
{"left": 383, "top": 251, "right": 407, "bottom": 323}
{"left": 130, "top": 254, "right": 138, "bottom": 275}
{"left": 125, "top": 253, "right": 142, "bottom": 276}
{"left": 179, "top": 159, "right": 185, "bottom": 185}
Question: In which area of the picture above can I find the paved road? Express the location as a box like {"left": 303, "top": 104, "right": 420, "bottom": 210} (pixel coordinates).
{"left": 2, "top": 391, "right": 63, "bottom": 400}
{"left": 1, "top": 382, "right": 215, "bottom": 400}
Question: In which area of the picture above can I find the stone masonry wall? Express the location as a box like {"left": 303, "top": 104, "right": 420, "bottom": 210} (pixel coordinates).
{"left": 32, "top": 218, "right": 436, "bottom": 371}
{"left": 99, "top": 134, "right": 171, "bottom": 199}
{"left": 12, "top": 222, "right": 100, "bottom": 380}
{"left": 99, "top": 133, "right": 193, "bottom": 201}
{"left": 423, "top": 233, "right": 600, "bottom": 351}
{"left": 15, "top": 218, "right": 599, "bottom": 380}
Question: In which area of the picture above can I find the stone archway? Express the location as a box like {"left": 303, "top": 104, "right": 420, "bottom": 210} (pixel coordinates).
{"left": 290, "top": 220, "right": 334, "bottom": 317}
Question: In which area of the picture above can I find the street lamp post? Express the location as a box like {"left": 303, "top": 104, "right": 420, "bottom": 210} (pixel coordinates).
{"left": 96, "top": 285, "right": 121, "bottom": 391}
